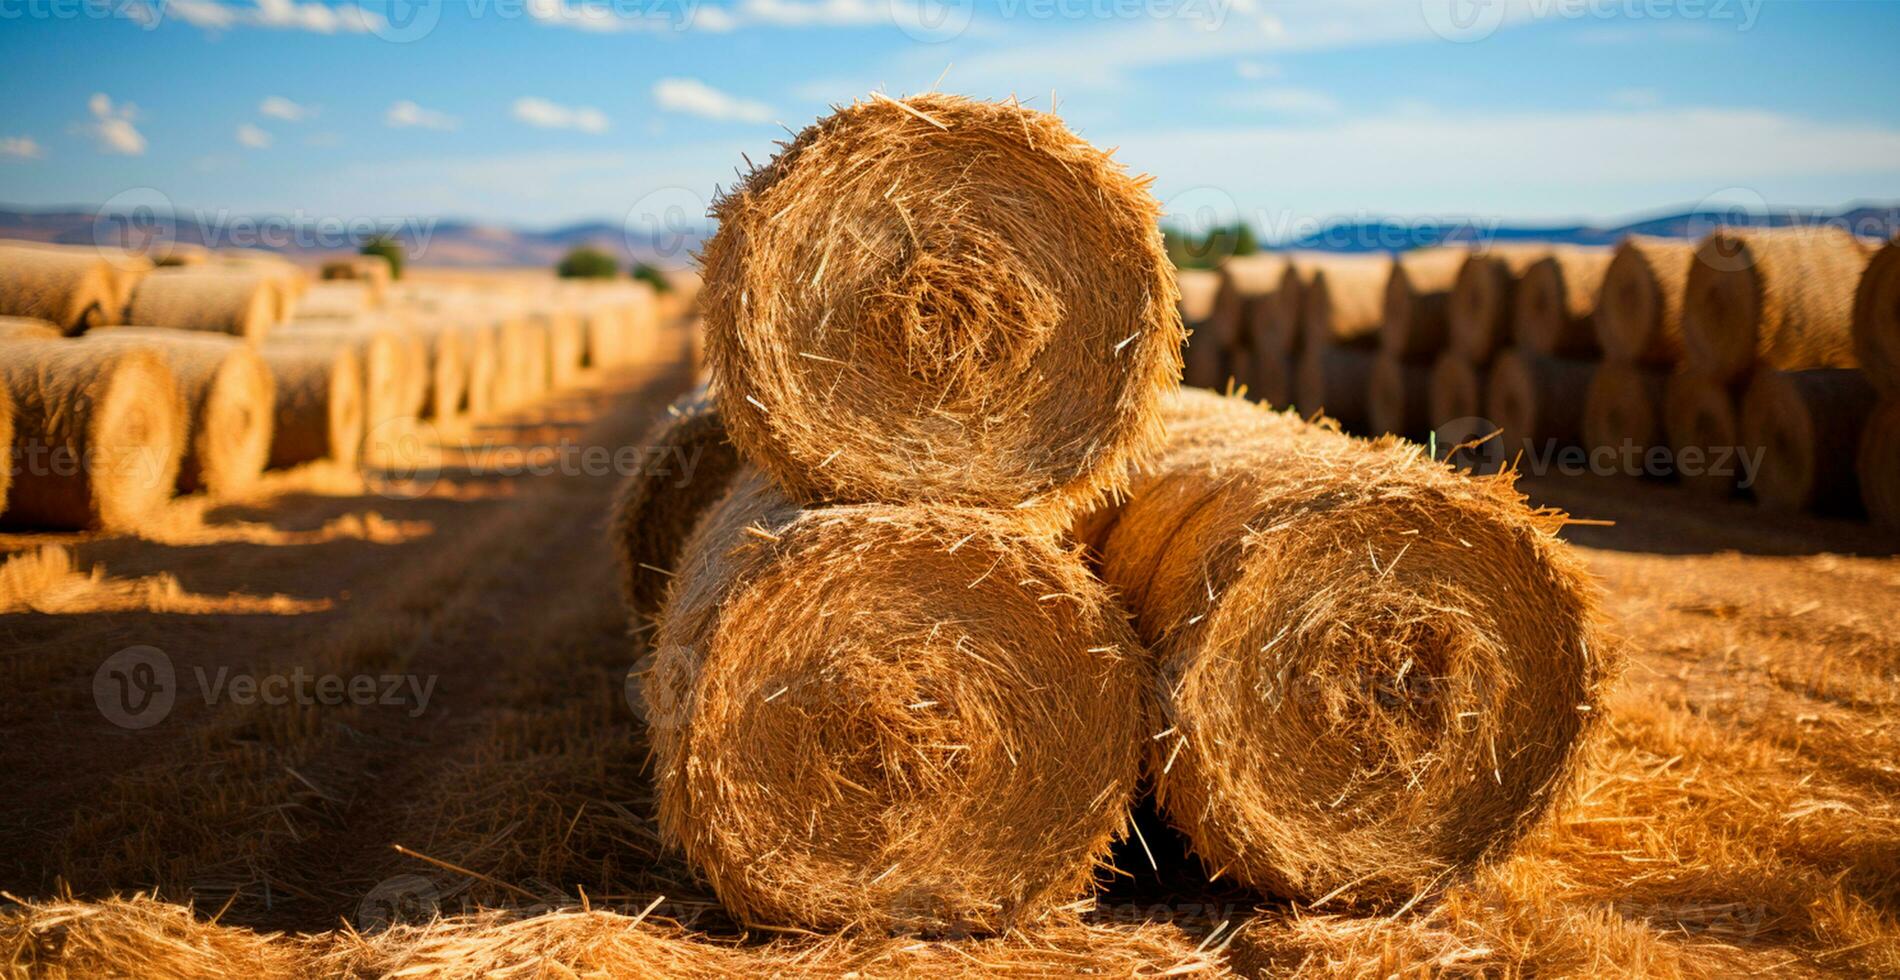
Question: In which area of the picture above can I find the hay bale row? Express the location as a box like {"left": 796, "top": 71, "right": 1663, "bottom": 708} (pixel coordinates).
{"left": 0, "top": 245, "right": 121, "bottom": 332}
{"left": 124, "top": 267, "right": 282, "bottom": 340}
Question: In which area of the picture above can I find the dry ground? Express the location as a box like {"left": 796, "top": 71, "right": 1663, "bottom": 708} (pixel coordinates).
{"left": 2, "top": 363, "right": 1897, "bottom": 976}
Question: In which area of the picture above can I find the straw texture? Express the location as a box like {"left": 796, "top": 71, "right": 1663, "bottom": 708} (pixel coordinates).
{"left": 650, "top": 471, "right": 1148, "bottom": 932}
{"left": 1294, "top": 346, "right": 1374, "bottom": 430}
{"left": 1368, "top": 353, "right": 1433, "bottom": 439}
{"left": 1681, "top": 227, "right": 1873, "bottom": 382}
{"left": 610, "top": 386, "right": 743, "bottom": 627}
{"left": 1860, "top": 400, "right": 1900, "bottom": 530}
{"left": 257, "top": 343, "right": 363, "bottom": 469}
{"left": 1852, "top": 237, "right": 1900, "bottom": 393}
{"left": 80, "top": 328, "right": 276, "bottom": 496}
{"left": 1595, "top": 236, "right": 1696, "bottom": 364}
{"left": 701, "top": 94, "right": 1182, "bottom": 526}
{"left": 0, "top": 245, "right": 119, "bottom": 332}
{"left": 1301, "top": 256, "right": 1390, "bottom": 351}
{"left": 1663, "top": 373, "right": 1741, "bottom": 497}
{"left": 1738, "top": 367, "right": 1876, "bottom": 513}
{"left": 1085, "top": 389, "right": 1609, "bottom": 907}
{"left": 1428, "top": 353, "right": 1483, "bottom": 432}
{"left": 1582, "top": 362, "right": 1668, "bottom": 469}
{"left": 1513, "top": 247, "right": 1614, "bottom": 357}
{"left": 1449, "top": 244, "right": 1547, "bottom": 362}
{"left": 1381, "top": 247, "right": 1469, "bottom": 359}
{"left": 1485, "top": 350, "right": 1594, "bottom": 459}
{"left": 126, "top": 269, "right": 280, "bottom": 340}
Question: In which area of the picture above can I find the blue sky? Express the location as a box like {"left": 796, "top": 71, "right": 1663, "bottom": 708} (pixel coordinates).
{"left": 2, "top": 0, "right": 1899, "bottom": 235}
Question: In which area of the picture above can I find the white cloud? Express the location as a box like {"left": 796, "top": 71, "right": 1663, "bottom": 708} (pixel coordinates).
{"left": 162, "top": 0, "right": 238, "bottom": 29}
{"left": 1, "top": 136, "right": 43, "bottom": 160}
{"left": 145, "top": 0, "right": 386, "bottom": 33}
{"left": 526, "top": 0, "right": 932, "bottom": 32}
{"left": 1235, "top": 60, "right": 1278, "bottom": 80}
{"left": 259, "top": 96, "right": 312, "bottom": 121}
{"left": 76, "top": 93, "right": 146, "bottom": 156}
{"left": 236, "top": 123, "right": 273, "bottom": 148}
{"left": 1608, "top": 87, "right": 1660, "bottom": 108}
{"left": 737, "top": 0, "right": 891, "bottom": 27}
{"left": 524, "top": 0, "right": 679, "bottom": 32}
{"left": 653, "top": 78, "right": 773, "bottom": 123}
{"left": 385, "top": 100, "right": 458, "bottom": 130}
{"left": 512, "top": 97, "right": 611, "bottom": 133}
{"left": 1228, "top": 86, "right": 1339, "bottom": 115}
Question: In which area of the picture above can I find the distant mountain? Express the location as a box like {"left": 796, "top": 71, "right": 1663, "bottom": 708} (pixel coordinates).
{"left": 3, "top": 200, "right": 1895, "bottom": 268}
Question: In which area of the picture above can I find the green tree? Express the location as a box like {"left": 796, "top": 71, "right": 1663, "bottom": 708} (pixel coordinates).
{"left": 630, "top": 262, "right": 673, "bottom": 293}
{"left": 557, "top": 246, "right": 618, "bottom": 279}
{"left": 360, "top": 235, "right": 405, "bottom": 280}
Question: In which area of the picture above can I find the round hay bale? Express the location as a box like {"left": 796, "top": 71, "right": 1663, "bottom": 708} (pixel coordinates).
{"left": 4, "top": 242, "right": 154, "bottom": 321}
{"left": 1209, "top": 254, "right": 1286, "bottom": 348}
{"left": 1485, "top": 349, "right": 1593, "bottom": 460}
{"left": 581, "top": 306, "right": 626, "bottom": 369}
{"left": 79, "top": 328, "right": 275, "bottom": 497}
{"left": 610, "top": 387, "right": 744, "bottom": 626}
{"left": 1596, "top": 235, "right": 1696, "bottom": 364}
{"left": 517, "top": 319, "right": 551, "bottom": 403}
{"left": 1087, "top": 389, "right": 1608, "bottom": 907}
{"left": 459, "top": 322, "right": 500, "bottom": 419}
{"left": 1381, "top": 246, "right": 1469, "bottom": 359}
{"left": 1301, "top": 257, "right": 1389, "bottom": 351}
{"left": 271, "top": 323, "right": 407, "bottom": 433}
{"left": 0, "top": 245, "right": 118, "bottom": 332}
{"left": 701, "top": 94, "right": 1182, "bottom": 523}
{"left": 650, "top": 471, "right": 1148, "bottom": 932}
{"left": 1859, "top": 400, "right": 1900, "bottom": 530}
{"left": 1448, "top": 244, "right": 1547, "bottom": 362}
{"left": 541, "top": 311, "right": 586, "bottom": 389}
{"left": 395, "top": 331, "right": 430, "bottom": 420}
{"left": 1582, "top": 362, "right": 1668, "bottom": 472}
{"left": 1682, "top": 226, "right": 1873, "bottom": 383}
{"left": 126, "top": 269, "right": 279, "bottom": 340}
{"left": 1258, "top": 261, "right": 1309, "bottom": 359}
{"left": 0, "top": 339, "right": 182, "bottom": 529}
{"left": 0, "top": 316, "right": 62, "bottom": 342}
{"left": 1512, "top": 246, "right": 1614, "bottom": 357}
{"left": 1739, "top": 367, "right": 1875, "bottom": 513}
{"left": 1249, "top": 349, "right": 1291, "bottom": 408}
{"left": 1294, "top": 346, "right": 1374, "bottom": 431}
{"left": 295, "top": 281, "right": 375, "bottom": 320}
{"left": 491, "top": 318, "right": 532, "bottom": 411}
{"left": 257, "top": 343, "right": 363, "bottom": 469}
{"left": 1367, "top": 353, "right": 1432, "bottom": 439}
{"left": 1428, "top": 352, "right": 1483, "bottom": 431}
{"left": 416, "top": 324, "right": 467, "bottom": 423}
{"left": 1851, "top": 237, "right": 1900, "bottom": 394}
{"left": 1663, "top": 372, "right": 1741, "bottom": 497}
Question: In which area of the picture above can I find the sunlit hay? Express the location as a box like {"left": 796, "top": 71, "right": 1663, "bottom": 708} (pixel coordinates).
{"left": 1860, "top": 400, "right": 1900, "bottom": 529}
{"left": 212, "top": 251, "right": 304, "bottom": 321}
{"left": 257, "top": 343, "right": 363, "bottom": 469}
{"left": 0, "top": 892, "right": 307, "bottom": 980}
{"left": 1294, "top": 345, "right": 1374, "bottom": 430}
{"left": 458, "top": 322, "right": 499, "bottom": 419}
{"left": 1738, "top": 367, "right": 1876, "bottom": 513}
{"left": 1662, "top": 372, "right": 1741, "bottom": 497}
{"left": 155, "top": 242, "right": 210, "bottom": 267}
{"left": 1368, "top": 352, "right": 1432, "bottom": 440}
{"left": 1179, "top": 268, "right": 1225, "bottom": 390}
{"left": 6, "top": 241, "right": 157, "bottom": 320}
{"left": 0, "top": 316, "right": 61, "bottom": 341}
{"left": 516, "top": 319, "right": 552, "bottom": 405}
{"left": 0, "top": 544, "right": 332, "bottom": 614}
{"left": 1852, "top": 237, "right": 1900, "bottom": 393}
{"left": 1259, "top": 258, "right": 1312, "bottom": 359}
{"left": 272, "top": 322, "right": 407, "bottom": 434}
{"left": 294, "top": 280, "right": 376, "bottom": 320}
{"left": 414, "top": 323, "right": 467, "bottom": 424}
{"left": 1381, "top": 246, "right": 1470, "bottom": 359}
{"left": 0, "top": 337, "right": 181, "bottom": 530}
{"left": 1485, "top": 349, "right": 1594, "bottom": 460}
{"left": 1597, "top": 235, "right": 1696, "bottom": 365}
{"left": 1682, "top": 226, "right": 1873, "bottom": 383}
{"left": 579, "top": 305, "right": 624, "bottom": 369}
{"left": 539, "top": 310, "right": 586, "bottom": 389}
{"left": 80, "top": 328, "right": 276, "bottom": 497}
{"left": 702, "top": 94, "right": 1182, "bottom": 527}
{"left": 0, "top": 244, "right": 119, "bottom": 332}
{"left": 1300, "top": 257, "right": 1389, "bottom": 351}
{"left": 320, "top": 906, "right": 1230, "bottom": 978}
{"left": 1582, "top": 362, "right": 1668, "bottom": 473}
{"left": 1513, "top": 247, "right": 1614, "bottom": 357}
{"left": 610, "top": 386, "right": 743, "bottom": 629}
{"left": 395, "top": 331, "right": 431, "bottom": 420}
{"left": 1084, "top": 389, "right": 1610, "bottom": 908}
{"left": 1448, "top": 244, "right": 1548, "bottom": 362}
{"left": 125, "top": 268, "right": 281, "bottom": 340}
{"left": 1210, "top": 254, "right": 1286, "bottom": 350}
{"left": 651, "top": 471, "right": 1150, "bottom": 933}
{"left": 1428, "top": 352, "right": 1482, "bottom": 433}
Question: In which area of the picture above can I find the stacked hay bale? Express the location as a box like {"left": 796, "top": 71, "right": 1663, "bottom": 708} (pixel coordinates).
{"left": 632, "top": 94, "right": 1183, "bottom": 933}
{"left": 1083, "top": 388, "right": 1611, "bottom": 906}
{"left": 271, "top": 319, "right": 409, "bottom": 437}
{"left": 1587, "top": 236, "right": 1697, "bottom": 481}
{"left": 0, "top": 332, "right": 184, "bottom": 529}
{"left": 1677, "top": 226, "right": 1874, "bottom": 506}
{"left": 1393, "top": 244, "right": 1535, "bottom": 444}
{"left": 256, "top": 341, "right": 363, "bottom": 469}
{"left": 1295, "top": 252, "right": 1393, "bottom": 430}
{"left": 0, "top": 244, "right": 122, "bottom": 332}
{"left": 1483, "top": 245, "right": 1611, "bottom": 463}
{"left": 125, "top": 267, "right": 281, "bottom": 340}
{"left": 1362, "top": 245, "right": 1466, "bottom": 439}
{"left": 1855, "top": 238, "right": 1900, "bottom": 528}
{"left": 1206, "top": 253, "right": 1286, "bottom": 399}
